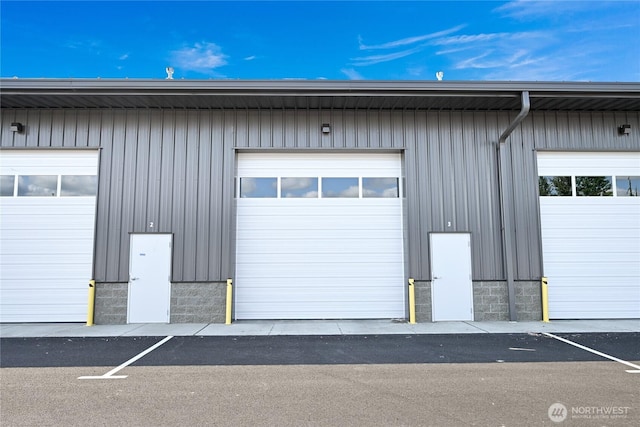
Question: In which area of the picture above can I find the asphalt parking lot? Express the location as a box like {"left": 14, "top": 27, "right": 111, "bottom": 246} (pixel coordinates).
{"left": 1, "top": 333, "right": 640, "bottom": 367}
{"left": 1, "top": 332, "right": 639, "bottom": 426}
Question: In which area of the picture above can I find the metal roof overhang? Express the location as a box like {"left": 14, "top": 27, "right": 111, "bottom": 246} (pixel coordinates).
{"left": 1, "top": 79, "right": 639, "bottom": 111}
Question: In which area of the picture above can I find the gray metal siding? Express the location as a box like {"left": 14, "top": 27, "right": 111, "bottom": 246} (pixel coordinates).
{"left": 1, "top": 108, "right": 638, "bottom": 284}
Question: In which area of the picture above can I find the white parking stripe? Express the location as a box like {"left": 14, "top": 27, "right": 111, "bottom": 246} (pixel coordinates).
{"left": 78, "top": 336, "right": 173, "bottom": 380}
{"left": 543, "top": 332, "right": 640, "bottom": 373}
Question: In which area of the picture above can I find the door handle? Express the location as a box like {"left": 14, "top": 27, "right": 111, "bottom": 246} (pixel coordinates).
{"left": 433, "top": 276, "right": 442, "bottom": 280}
{"left": 130, "top": 277, "right": 139, "bottom": 281}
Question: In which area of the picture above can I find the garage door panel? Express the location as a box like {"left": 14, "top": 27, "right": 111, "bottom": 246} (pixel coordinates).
{"left": 0, "top": 150, "right": 98, "bottom": 322}
{"left": 237, "top": 286, "right": 404, "bottom": 299}
{"left": 540, "top": 238, "right": 640, "bottom": 252}
{"left": 0, "top": 264, "right": 92, "bottom": 280}
{"left": 549, "top": 306, "right": 639, "bottom": 319}
{"left": 238, "top": 219, "right": 399, "bottom": 232}
{"left": 236, "top": 252, "right": 402, "bottom": 264}
{"left": 544, "top": 251, "right": 640, "bottom": 264}
{"left": 236, "top": 263, "right": 403, "bottom": 278}
{"left": 0, "top": 279, "right": 89, "bottom": 291}
{"left": 0, "top": 305, "right": 86, "bottom": 322}
{"left": 1, "top": 253, "right": 93, "bottom": 266}
{"left": 0, "top": 288, "right": 87, "bottom": 304}
{"left": 538, "top": 151, "right": 640, "bottom": 319}
{"left": 0, "top": 239, "right": 94, "bottom": 255}
{"left": 235, "top": 153, "right": 405, "bottom": 319}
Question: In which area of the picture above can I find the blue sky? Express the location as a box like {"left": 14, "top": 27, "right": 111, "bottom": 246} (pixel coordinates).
{"left": 1, "top": 1, "right": 639, "bottom": 81}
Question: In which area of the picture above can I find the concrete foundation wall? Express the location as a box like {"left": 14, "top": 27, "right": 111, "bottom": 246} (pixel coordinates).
{"left": 515, "top": 281, "right": 542, "bottom": 321}
{"left": 94, "top": 282, "right": 128, "bottom": 324}
{"left": 170, "top": 282, "right": 226, "bottom": 323}
{"left": 473, "top": 281, "right": 509, "bottom": 321}
{"left": 473, "top": 281, "right": 542, "bottom": 321}
{"left": 414, "top": 281, "right": 432, "bottom": 322}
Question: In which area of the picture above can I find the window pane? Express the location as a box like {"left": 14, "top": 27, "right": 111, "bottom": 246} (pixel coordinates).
{"left": 576, "top": 176, "right": 612, "bottom": 196}
{"left": 0, "top": 175, "right": 15, "bottom": 196}
{"left": 240, "top": 177, "right": 277, "bottom": 198}
{"left": 322, "top": 178, "right": 359, "bottom": 198}
{"left": 60, "top": 175, "right": 97, "bottom": 196}
{"left": 538, "top": 176, "right": 572, "bottom": 196}
{"left": 616, "top": 176, "right": 640, "bottom": 197}
{"left": 17, "top": 175, "right": 58, "bottom": 197}
{"left": 281, "top": 177, "right": 318, "bottom": 198}
{"left": 363, "top": 178, "right": 399, "bottom": 198}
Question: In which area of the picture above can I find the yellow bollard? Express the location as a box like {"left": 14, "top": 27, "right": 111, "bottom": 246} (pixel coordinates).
{"left": 541, "top": 276, "right": 550, "bottom": 323}
{"left": 86, "top": 280, "right": 95, "bottom": 326}
{"left": 225, "top": 278, "right": 233, "bottom": 325}
{"left": 408, "top": 278, "right": 416, "bottom": 324}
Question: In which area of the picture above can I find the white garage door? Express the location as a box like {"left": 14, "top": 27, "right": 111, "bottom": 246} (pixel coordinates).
{"left": 235, "top": 153, "right": 405, "bottom": 319}
{"left": 0, "top": 150, "right": 98, "bottom": 322}
{"left": 538, "top": 152, "right": 640, "bottom": 319}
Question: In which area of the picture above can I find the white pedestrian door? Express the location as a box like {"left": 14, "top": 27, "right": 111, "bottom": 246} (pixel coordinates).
{"left": 128, "top": 234, "right": 172, "bottom": 323}
{"left": 430, "top": 233, "right": 474, "bottom": 321}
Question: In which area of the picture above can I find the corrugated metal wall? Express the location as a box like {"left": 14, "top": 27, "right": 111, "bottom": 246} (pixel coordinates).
{"left": 2, "top": 108, "right": 638, "bottom": 283}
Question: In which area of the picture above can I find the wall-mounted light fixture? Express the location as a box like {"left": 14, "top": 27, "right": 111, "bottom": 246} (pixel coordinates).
{"left": 321, "top": 123, "right": 331, "bottom": 134}
{"left": 619, "top": 124, "right": 631, "bottom": 135}
{"left": 10, "top": 122, "right": 24, "bottom": 133}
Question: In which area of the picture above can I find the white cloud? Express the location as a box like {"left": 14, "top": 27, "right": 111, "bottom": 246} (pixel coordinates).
{"left": 119, "top": 53, "right": 129, "bottom": 60}
{"left": 358, "top": 25, "right": 465, "bottom": 50}
{"left": 351, "top": 47, "right": 422, "bottom": 66}
{"left": 494, "top": 0, "right": 608, "bottom": 19}
{"left": 171, "top": 42, "right": 228, "bottom": 73}
{"left": 431, "top": 33, "right": 510, "bottom": 46}
{"left": 454, "top": 49, "right": 541, "bottom": 70}
{"left": 341, "top": 68, "right": 364, "bottom": 80}
{"left": 244, "top": 55, "right": 256, "bottom": 61}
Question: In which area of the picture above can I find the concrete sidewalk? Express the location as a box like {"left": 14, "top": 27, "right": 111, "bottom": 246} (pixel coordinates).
{"left": 1, "top": 319, "right": 639, "bottom": 338}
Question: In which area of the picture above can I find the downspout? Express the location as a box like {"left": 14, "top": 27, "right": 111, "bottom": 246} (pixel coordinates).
{"left": 497, "top": 91, "right": 530, "bottom": 321}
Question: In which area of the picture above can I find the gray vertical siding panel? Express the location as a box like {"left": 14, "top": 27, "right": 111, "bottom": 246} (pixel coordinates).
{"left": 247, "top": 111, "right": 261, "bottom": 149}
{"left": 343, "top": 111, "right": 357, "bottom": 149}
{"left": 75, "top": 111, "right": 90, "bottom": 147}
{"left": 146, "top": 112, "right": 163, "bottom": 236}
{"left": 87, "top": 110, "right": 103, "bottom": 148}
{"left": 270, "top": 110, "right": 284, "bottom": 149}
{"left": 62, "top": 110, "right": 77, "bottom": 147}
{"left": 215, "top": 111, "right": 228, "bottom": 278}
{"left": 308, "top": 110, "right": 322, "bottom": 148}
{"left": 235, "top": 111, "right": 248, "bottom": 148}
{"left": 118, "top": 110, "right": 139, "bottom": 279}
{"left": 37, "top": 111, "right": 53, "bottom": 148}
{"left": 330, "top": 110, "right": 345, "bottom": 148}
{"left": 12, "top": 110, "right": 28, "bottom": 147}
{"left": 509, "top": 116, "right": 539, "bottom": 280}
{"left": 220, "top": 111, "right": 236, "bottom": 279}
{"left": 171, "top": 111, "right": 188, "bottom": 280}
{"left": 106, "top": 111, "right": 127, "bottom": 281}
{"left": 24, "top": 110, "right": 41, "bottom": 147}
{"left": 93, "top": 112, "right": 112, "bottom": 280}
{"left": 195, "top": 111, "right": 213, "bottom": 281}
{"left": 132, "top": 111, "right": 151, "bottom": 232}
{"left": 0, "top": 110, "right": 15, "bottom": 146}
{"left": 50, "top": 110, "right": 65, "bottom": 147}
{"left": 182, "top": 111, "right": 201, "bottom": 281}
{"left": 406, "top": 111, "right": 427, "bottom": 278}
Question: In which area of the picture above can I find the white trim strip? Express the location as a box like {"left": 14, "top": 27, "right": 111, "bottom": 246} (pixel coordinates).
{"left": 78, "top": 335, "right": 173, "bottom": 380}
{"left": 543, "top": 332, "right": 640, "bottom": 373}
